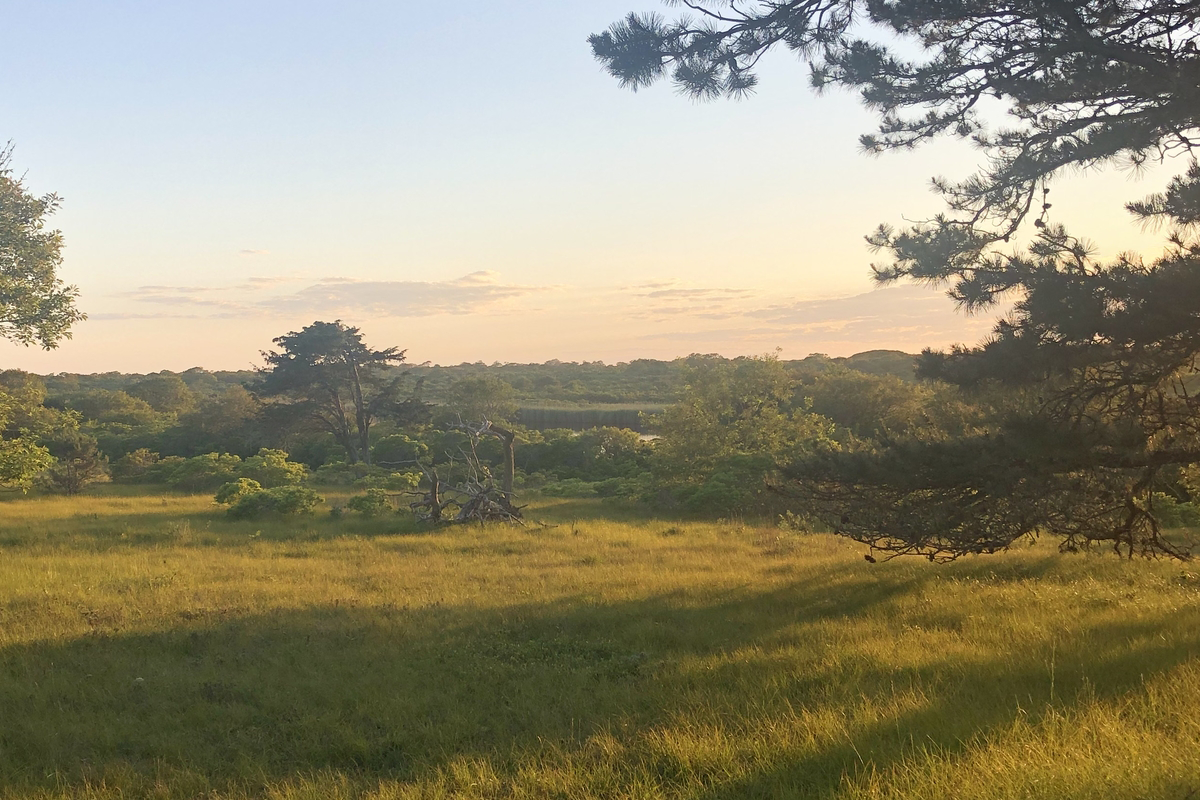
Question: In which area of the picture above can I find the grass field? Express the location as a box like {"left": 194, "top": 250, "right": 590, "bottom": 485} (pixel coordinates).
{"left": 1, "top": 488, "right": 1198, "bottom": 799}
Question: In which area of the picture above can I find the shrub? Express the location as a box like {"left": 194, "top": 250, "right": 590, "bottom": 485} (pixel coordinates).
{"left": 111, "top": 448, "right": 160, "bottom": 483}
{"left": 1153, "top": 493, "right": 1200, "bottom": 529}
{"left": 265, "top": 486, "right": 324, "bottom": 515}
{"left": 214, "top": 478, "right": 263, "bottom": 505}
{"left": 345, "top": 488, "right": 392, "bottom": 517}
{"left": 372, "top": 434, "right": 428, "bottom": 466}
{"left": 226, "top": 486, "right": 324, "bottom": 520}
{"left": 312, "top": 463, "right": 372, "bottom": 486}
{"left": 167, "top": 453, "right": 242, "bottom": 492}
{"left": 240, "top": 448, "right": 308, "bottom": 487}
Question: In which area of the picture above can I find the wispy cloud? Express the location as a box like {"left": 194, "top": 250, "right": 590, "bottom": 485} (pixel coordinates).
{"left": 108, "top": 272, "right": 544, "bottom": 321}
{"left": 270, "top": 274, "right": 543, "bottom": 317}
{"left": 239, "top": 249, "right": 270, "bottom": 256}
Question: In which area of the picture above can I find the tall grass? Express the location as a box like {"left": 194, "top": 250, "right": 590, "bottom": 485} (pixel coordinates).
{"left": 0, "top": 490, "right": 1197, "bottom": 798}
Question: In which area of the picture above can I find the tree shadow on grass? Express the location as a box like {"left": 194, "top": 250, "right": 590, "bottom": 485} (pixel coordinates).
{"left": 1, "top": 567, "right": 1196, "bottom": 797}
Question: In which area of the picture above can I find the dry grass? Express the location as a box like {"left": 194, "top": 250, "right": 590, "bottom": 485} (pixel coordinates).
{"left": 0, "top": 488, "right": 1198, "bottom": 798}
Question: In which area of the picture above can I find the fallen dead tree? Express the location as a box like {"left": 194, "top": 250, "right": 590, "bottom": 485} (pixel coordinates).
{"left": 402, "top": 419, "right": 524, "bottom": 526}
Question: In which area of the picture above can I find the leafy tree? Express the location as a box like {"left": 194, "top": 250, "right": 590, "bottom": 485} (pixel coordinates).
{"left": 0, "top": 370, "right": 64, "bottom": 439}
{"left": 126, "top": 374, "right": 197, "bottom": 415}
{"left": 0, "top": 436, "right": 53, "bottom": 491}
{"left": 173, "top": 385, "right": 263, "bottom": 456}
{"left": 652, "top": 355, "right": 838, "bottom": 514}
{"left": 66, "top": 389, "right": 163, "bottom": 430}
{"left": 593, "top": 1, "right": 1200, "bottom": 557}
{"left": 111, "top": 447, "right": 161, "bottom": 483}
{"left": 443, "top": 375, "right": 518, "bottom": 423}
{"left": 0, "top": 371, "right": 62, "bottom": 490}
{"left": 0, "top": 145, "right": 84, "bottom": 348}
{"left": 257, "top": 321, "right": 417, "bottom": 465}
{"left": 41, "top": 430, "right": 109, "bottom": 495}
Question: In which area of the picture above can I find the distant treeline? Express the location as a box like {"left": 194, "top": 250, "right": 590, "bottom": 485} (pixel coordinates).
{"left": 516, "top": 405, "right": 665, "bottom": 433}
{"left": 36, "top": 350, "right": 917, "bottom": 408}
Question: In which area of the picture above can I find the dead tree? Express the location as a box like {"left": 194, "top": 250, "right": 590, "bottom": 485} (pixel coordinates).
{"left": 405, "top": 420, "right": 523, "bottom": 525}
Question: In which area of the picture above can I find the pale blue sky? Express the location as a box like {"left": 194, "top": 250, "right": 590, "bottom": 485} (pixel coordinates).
{"left": 0, "top": 1, "right": 1173, "bottom": 372}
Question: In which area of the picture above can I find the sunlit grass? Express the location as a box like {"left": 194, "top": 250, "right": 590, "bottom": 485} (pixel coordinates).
{"left": 1, "top": 489, "right": 1198, "bottom": 798}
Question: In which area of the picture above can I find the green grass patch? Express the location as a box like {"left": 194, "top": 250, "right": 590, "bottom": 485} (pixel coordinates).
{"left": 0, "top": 488, "right": 1198, "bottom": 798}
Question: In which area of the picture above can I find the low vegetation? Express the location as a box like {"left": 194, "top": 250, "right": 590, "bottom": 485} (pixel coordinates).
{"left": 1, "top": 487, "right": 1198, "bottom": 799}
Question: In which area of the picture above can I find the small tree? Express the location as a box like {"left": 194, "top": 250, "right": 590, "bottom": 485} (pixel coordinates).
{"left": 42, "top": 430, "right": 108, "bottom": 495}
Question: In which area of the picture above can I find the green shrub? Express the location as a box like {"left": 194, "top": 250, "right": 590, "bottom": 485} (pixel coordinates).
{"left": 240, "top": 448, "right": 308, "bottom": 487}
{"left": 1153, "top": 493, "right": 1200, "bottom": 529}
{"left": 226, "top": 486, "right": 324, "bottom": 520}
{"left": 111, "top": 448, "right": 160, "bottom": 483}
{"left": 214, "top": 478, "right": 263, "bottom": 505}
{"left": 167, "top": 453, "right": 242, "bottom": 492}
{"left": 312, "top": 463, "right": 372, "bottom": 486}
{"left": 372, "top": 434, "right": 428, "bottom": 466}
{"left": 345, "top": 488, "right": 392, "bottom": 517}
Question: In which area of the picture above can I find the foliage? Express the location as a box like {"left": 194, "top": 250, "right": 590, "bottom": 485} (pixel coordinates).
{"left": 371, "top": 433, "right": 428, "bottom": 466}
{"left": 257, "top": 321, "right": 427, "bottom": 465}
{"left": 345, "top": 488, "right": 393, "bottom": 517}
{"left": 40, "top": 430, "right": 109, "bottom": 495}
{"left": 125, "top": 374, "right": 197, "bottom": 415}
{"left": 0, "top": 437, "right": 53, "bottom": 491}
{"left": 0, "top": 371, "right": 58, "bottom": 490}
{"left": 239, "top": 448, "right": 308, "bottom": 487}
{"left": 110, "top": 448, "right": 161, "bottom": 483}
{"left": 165, "top": 452, "right": 243, "bottom": 492}
{"left": 593, "top": 0, "right": 1200, "bottom": 557}
{"left": 0, "top": 145, "right": 84, "bottom": 348}
{"left": 651, "top": 355, "right": 839, "bottom": 515}
{"left": 213, "top": 478, "right": 263, "bottom": 506}
{"left": 65, "top": 389, "right": 164, "bottom": 430}
{"left": 225, "top": 485, "right": 324, "bottom": 519}
{"left": 443, "top": 375, "right": 518, "bottom": 423}
{"left": 517, "top": 427, "right": 649, "bottom": 482}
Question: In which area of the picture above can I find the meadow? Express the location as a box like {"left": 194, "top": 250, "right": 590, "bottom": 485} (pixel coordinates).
{"left": 1, "top": 488, "right": 1198, "bottom": 799}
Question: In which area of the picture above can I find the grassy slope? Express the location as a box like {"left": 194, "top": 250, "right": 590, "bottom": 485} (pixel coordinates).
{"left": 0, "top": 490, "right": 1198, "bottom": 799}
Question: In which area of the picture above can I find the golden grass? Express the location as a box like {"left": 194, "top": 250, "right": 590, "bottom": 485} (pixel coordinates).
{"left": 0, "top": 489, "right": 1198, "bottom": 798}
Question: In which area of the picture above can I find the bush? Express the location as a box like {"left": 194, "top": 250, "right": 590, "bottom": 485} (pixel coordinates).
{"left": 1153, "top": 493, "right": 1200, "bottom": 529}
{"left": 372, "top": 434, "right": 428, "bottom": 466}
{"left": 240, "top": 448, "right": 308, "bottom": 487}
{"left": 345, "top": 488, "right": 392, "bottom": 517}
{"left": 111, "top": 448, "right": 160, "bottom": 483}
{"left": 167, "top": 453, "right": 242, "bottom": 492}
{"left": 226, "top": 486, "right": 324, "bottom": 520}
{"left": 312, "top": 462, "right": 372, "bottom": 486}
{"left": 215, "top": 478, "right": 263, "bottom": 505}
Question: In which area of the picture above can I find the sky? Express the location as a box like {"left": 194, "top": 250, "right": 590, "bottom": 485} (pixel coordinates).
{"left": 0, "top": 1, "right": 1179, "bottom": 373}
